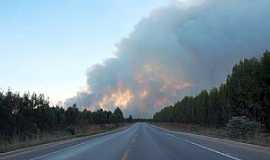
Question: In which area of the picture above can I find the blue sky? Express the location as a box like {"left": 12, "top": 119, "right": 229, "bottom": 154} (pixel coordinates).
{"left": 0, "top": 0, "right": 168, "bottom": 103}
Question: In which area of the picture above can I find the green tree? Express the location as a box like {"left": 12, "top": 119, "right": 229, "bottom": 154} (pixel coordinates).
{"left": 65, "top": 104, "right": 80, "bottom": 126}
{"left": 261, "top": 51, "right": 270, "bottom": 130}
{"left": 127, "top": 115, "right": 133, "bottom": 123}
{"left": 111, "top": 107, "right": 124, "bottom": 123}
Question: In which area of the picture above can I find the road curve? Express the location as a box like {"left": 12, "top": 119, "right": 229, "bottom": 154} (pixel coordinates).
{"left": 1, "top": 123, "right": 270, "bottom": 160}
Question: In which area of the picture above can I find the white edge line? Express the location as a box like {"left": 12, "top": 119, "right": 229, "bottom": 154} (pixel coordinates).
{"left": 150, "top": 124, "right": 242, "bottom": 160}
{"left": 29, "top": 127, "right": 131, "bottom": 160}
{"left": 29, "top": 126, "right": 133, "bottom": 160}
{"left": 184, "top": 139, "right": 242, "bottom": 160}
{"left": 29, "top": 142, "right": 86, "bottom": 160}
{"left": 1, "top": 126, "right": 130, "bottom": 159}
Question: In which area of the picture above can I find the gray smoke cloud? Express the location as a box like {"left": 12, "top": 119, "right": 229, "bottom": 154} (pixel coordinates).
{"left": 65, "top": 0, "right": 270, "bottom": 118}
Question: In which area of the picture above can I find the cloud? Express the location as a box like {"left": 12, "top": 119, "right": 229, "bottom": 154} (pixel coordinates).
{"left": 65, "top": 0, "right": 270, "bottom": 118}
{"left": 173, "top": 0, "right": 206, "bottom": 8}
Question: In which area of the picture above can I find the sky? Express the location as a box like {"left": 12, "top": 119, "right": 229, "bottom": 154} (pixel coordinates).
{"left": 1, "top": 0, "right": 270, "bottom": 118}
{"left": 0, "top": 0, "right": 168, "bottom": 103}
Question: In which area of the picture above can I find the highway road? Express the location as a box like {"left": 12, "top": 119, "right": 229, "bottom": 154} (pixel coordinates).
{"left": 1, "top": 123, "right": 270, "bottom": 160}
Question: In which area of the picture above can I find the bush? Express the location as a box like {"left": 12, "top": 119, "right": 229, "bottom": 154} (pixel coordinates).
{"left": 226, "top": 116, "right": 257, "bottom": 139}
{"left": 65, "top": 127, "right": 76, "bottom": 135}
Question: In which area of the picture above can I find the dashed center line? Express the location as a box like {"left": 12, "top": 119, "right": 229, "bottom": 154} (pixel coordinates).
{"left": 121, "top": 150, "right": 129, "bottom": 160}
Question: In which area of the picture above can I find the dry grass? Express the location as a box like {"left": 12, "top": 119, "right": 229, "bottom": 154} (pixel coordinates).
{"left": 0, "top": 124, "right": 121, "bottom": 153}
{"left": 155, "top": 123, "right": 270, "bottom": 147}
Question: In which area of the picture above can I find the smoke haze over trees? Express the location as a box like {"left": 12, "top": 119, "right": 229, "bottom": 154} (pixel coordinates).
{"left": 65, "top": 0, "right": 270, "bottom": 118}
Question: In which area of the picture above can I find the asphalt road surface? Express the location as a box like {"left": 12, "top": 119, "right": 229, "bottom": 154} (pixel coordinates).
{"left": 1, "top": 123, "right": 270, "bottom": 160}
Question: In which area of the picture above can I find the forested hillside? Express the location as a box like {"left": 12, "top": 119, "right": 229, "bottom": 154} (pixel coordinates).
{"left": 153, "top": 50, "right": 270, "bottom": 131}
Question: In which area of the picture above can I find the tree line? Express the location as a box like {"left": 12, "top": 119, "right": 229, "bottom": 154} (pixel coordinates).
{"left": 0, "top": 91, "right": 129, "bottom": 141}
{"left": 153, "top": 50, "right": 270, "bottom": 131}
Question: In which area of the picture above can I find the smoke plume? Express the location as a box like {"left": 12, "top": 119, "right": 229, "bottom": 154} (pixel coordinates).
{"left": 65, "top": 0, "right": 270, "bottom": 118}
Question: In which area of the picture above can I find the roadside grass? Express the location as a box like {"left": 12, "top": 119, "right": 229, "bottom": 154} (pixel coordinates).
{"left": 154, "top": 123, "right": 270, "bottom": 147}
{"left": 0, "top": 124, "right": 123, "bottom": 153}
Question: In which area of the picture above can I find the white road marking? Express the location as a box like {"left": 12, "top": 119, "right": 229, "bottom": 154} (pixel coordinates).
{"left": 29, "top": 127, "right": 132, "bottom": 160}
{"left": 151, "top": 124, "right": 242, "bottom": 160}
{"left": 1, "top": 126, "right": 132, "bottom": 160}
{"left": 184, "top": 139, "right": 242, "bottom": 160}
{"left": 29, "top": 142, "right": 87, "bottom": 160}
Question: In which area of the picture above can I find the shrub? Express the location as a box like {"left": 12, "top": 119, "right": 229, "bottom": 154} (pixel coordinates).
{"left": 65, "top": 127, "right": 76, "bottom": 135}
{"left": 226, "top": 116, "right": 257, "bottom": 139}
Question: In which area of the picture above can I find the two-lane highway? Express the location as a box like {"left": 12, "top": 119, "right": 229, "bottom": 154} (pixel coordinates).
{"left": 1, "top": 123, "right": 270, "bottom": 160}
